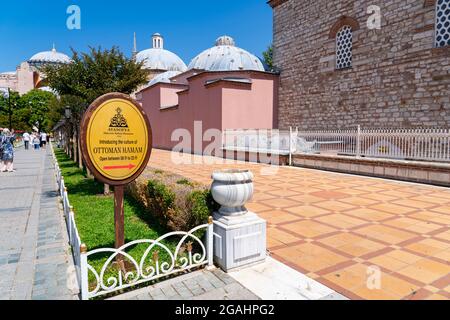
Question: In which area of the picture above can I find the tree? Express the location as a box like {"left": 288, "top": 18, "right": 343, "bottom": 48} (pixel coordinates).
{"left": 20, "top": 89, "right": 58, "bottom": 132}
{"left": 43, "top": 46, "right": 148, "bottom": 107}
{"left": 262, "top": 44, "right": 274, "bottom": 72}
{"left": 0, "top": 89, "right": 58, "bottom": 132}
{"left": 43, "top": 46, "right": 148, "bottom": 192}
{"left": 0, "top": 90, "right": 22, "bottom": 130}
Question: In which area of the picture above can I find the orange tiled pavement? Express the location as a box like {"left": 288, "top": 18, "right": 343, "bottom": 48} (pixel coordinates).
{"left": 148, "top": 149, "right": 450, "bottom": 300}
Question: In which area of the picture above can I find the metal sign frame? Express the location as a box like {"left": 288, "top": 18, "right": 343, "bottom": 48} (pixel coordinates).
{"left": 80, "top": 92, "right": 152, "bottom": 186}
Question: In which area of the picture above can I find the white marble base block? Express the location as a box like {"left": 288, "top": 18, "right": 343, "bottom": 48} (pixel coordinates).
{"left": 213, "top": 211, "right": 266, "bottom": 272}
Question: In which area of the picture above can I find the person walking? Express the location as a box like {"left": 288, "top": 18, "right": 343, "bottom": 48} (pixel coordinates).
{"left": 30, "top": 132, "right": 35, "bottom": 149}
{"left": 33, "top": 132, "right": 40, "bottom": 150}
{"left": 23, "top": 131, "right": 30, "bottom": 150}
{"left": 0, "top": 128, "right": 16, "bottom": 172}
{"left": 40, "top": 132, "right": 47, "bottom": 150}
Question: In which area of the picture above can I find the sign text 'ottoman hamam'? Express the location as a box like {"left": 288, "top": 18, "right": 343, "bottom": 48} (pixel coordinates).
{"left": 81, "top": 93, "right": 152, "bottom": 249}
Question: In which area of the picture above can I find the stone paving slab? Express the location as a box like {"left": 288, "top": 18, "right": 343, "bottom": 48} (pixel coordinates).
{"left": 109, "top": 268, "right": 260, "bottom": 300}
{"left": 228, "top": 257, "right": 348, "bottom": 300}
{"left": 145, "top": 149, "right": 450, "bottom": 300}
{"left": 0, "top": 147, "right": 78, "bottom": 300}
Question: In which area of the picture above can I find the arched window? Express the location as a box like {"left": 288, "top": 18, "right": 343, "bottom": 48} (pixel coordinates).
{"left": 336, "top": 25, "right": 353, "bottom": 69}
{"left": 435, "top": 0, "right": 450, "bottom": 48}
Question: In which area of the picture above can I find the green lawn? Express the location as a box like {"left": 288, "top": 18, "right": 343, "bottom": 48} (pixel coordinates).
{"left": 53, "top": 147, "right": 182, "bottom": 295}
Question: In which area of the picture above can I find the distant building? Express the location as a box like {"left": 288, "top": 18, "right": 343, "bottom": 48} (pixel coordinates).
{"left": 139, "top": 36, "right": 278, "bottom": 153}
{"left": 0, "top": 45, "right": 71, "bottom": 95}
{"left": 269, "top": 0, "right": 450, "bottom": 129}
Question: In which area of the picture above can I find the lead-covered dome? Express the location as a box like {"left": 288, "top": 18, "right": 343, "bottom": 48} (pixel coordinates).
{"left": 147, "top": 70, "right": 182, "bottom": 86}
{"left": 188, "top": 36, "right": 265, "bottom": 72}
{"left": 28, "top": 46, "right": 71, "bottom": 66}
{"left": 136, "top": 33, "right": 187, "bottom": 72}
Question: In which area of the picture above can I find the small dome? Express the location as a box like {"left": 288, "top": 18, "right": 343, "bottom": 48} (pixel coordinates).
{"left": 147, "top": 70, "right": 182, "bottom": 86}
{"left": 188, "top": 35, "right": 265, "bottom": 72}
{"left": 136, "top": 33, "right": 187, "bottom": 72}
{"left": 28, "top": 46, "right": 71, "bottom": 65}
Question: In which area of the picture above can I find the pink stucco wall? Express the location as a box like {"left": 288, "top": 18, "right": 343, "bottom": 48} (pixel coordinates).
{"left": 140, "top": 70, "right": 279, "bottom": 154}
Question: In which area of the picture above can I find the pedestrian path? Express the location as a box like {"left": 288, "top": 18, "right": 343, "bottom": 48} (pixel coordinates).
{"left": 0, "top": 147, "right": 78, "bottom": 300}
{"left": 109, "top": 268, "right": 260, "bottom": 300}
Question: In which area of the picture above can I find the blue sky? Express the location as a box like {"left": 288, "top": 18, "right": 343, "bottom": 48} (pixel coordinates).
{"left": 0, "top": 0, "right": 273, "bottom": 71}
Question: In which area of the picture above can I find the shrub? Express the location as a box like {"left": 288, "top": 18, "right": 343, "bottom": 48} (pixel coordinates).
{"left": 127, "top": 169, "right": 219, "bottom": 232}
{"left": 187, "top": 190, "right": 220, "bottom": 227}
{"left": 176, "top": 178, "right": 194, "bottom": 187}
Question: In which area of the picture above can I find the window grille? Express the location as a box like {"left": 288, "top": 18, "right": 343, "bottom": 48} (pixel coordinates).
{"left": 336, "top": 25, "right": 353, "bottom": 69}
{"left": 435, "top": 0, "right": 450, "bottom": 48}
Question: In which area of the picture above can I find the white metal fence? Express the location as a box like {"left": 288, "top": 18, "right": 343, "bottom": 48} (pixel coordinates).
{"left": 52, "top": 146, "right": 83, "bottom": 289}
{"left": 222, "top": 127, "right": 450, "bottom": 163}
{"left": 51, "top": 143, "right": 214, "bottom": 300}
{"left": 222, "top": 129, "right": 293, "bottom": 155}
{"left": 82, "top": 223, "right": 213, "bottom": 300}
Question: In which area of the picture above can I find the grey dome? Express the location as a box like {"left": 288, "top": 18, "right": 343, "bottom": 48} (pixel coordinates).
{"left": 147, "top": 70, "right": 182, "bottom": 86}
{"left": 136, "top": 33, "right": 187, "bottom": 72}
{"left": 188, "top": 36, "right": 264, "bottom": 72}
{"left": 28, "top": 47, "right": 71, "bottom": 65}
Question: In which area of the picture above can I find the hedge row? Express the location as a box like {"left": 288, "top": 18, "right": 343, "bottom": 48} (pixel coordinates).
{"left": 127, "top": 168, "right": 219, "bottom": 232}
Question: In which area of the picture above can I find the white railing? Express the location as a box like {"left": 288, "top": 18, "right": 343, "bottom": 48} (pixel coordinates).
{"left": 50, "top": 143, "right": 214, "bottom": 300}
{"left": 296, "top": 127, "right": 450, "bottom": 162}
{"left": 222, "top": 129, "right": 295, "bottom": 155}
{"left": 223, "top": 127, "right": 450, "bottom": 163}
{"left": 51, "top": 145, "right": 83, "bottom": 287}
{"left": 81, "top": 222, "right": 214, "bottom": 300}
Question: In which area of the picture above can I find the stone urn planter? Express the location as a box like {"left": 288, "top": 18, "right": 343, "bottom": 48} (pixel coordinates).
{"left": 210, "top": 169, "right": 266, "bottom": 272}
{"left": 211, "top": 169, "right": 254, "bottom": 216}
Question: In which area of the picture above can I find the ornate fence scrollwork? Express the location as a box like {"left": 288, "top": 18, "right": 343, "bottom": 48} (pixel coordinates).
{"left": 80, "top": 222, "right": 214, "bottom": 300}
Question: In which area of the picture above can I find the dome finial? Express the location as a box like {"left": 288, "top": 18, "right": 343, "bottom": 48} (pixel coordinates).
{"left": 152, "top": 33, "right": 164, "bottom": 49}
{"left": 52, "top": 43, "right": 56, "bottom": 52}
{"left": 215, "top": 36, "right": 235, "bottom": 47}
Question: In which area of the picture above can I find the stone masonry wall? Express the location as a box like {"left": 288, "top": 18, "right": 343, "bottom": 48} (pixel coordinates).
{"left": 271, "top": 0, "right": 450, "bottom": 130}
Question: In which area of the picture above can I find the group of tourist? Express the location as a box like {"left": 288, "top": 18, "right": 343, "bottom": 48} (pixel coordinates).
{"left": 22, "top": 131, "right": 48, "bottom": 150}
{"left": 0, "top": 129, "right": 49, "bottom": 173}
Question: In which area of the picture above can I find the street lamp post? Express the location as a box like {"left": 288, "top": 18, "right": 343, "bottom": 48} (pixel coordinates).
{"left": 8, "top": 88, "right": 12, "bottom": 130}
{"left": 2, "top": 88, "right": 13, "bottom": 130}
{"left": 64, "top": 106, "right": 72, "bottom": 156}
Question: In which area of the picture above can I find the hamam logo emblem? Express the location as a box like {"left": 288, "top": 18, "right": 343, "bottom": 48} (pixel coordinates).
{"left": 109, "top": 107, "right": 129, "bottom": 128}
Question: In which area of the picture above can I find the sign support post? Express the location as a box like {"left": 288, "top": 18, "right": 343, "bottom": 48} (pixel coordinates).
{"left": 80, "top": 92, "right": 152, "bottom": 261}
{"left": 114, "top": 185, "right": 125, "bottom": 249}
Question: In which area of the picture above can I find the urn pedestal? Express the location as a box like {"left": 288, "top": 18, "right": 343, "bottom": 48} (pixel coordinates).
{"left": 211, "top": 170, "right": 266, "bottom": 272}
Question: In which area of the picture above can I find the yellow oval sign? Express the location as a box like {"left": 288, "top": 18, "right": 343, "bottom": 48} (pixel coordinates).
{"left": 85, "top": 96, "right": 150, "bottom": 182}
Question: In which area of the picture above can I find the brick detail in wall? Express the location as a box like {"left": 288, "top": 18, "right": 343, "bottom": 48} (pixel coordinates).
{"left": 329, "top": 16, "right": 360, "bottom": 39}
{"left": 272, "top": 0, "right": 450, "bottom": 130}
{"left": 268, "top": 0, "right": 289, "bottom": 9}
{"left": 423, "top": 0, "right": 436, "bottom": 8}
